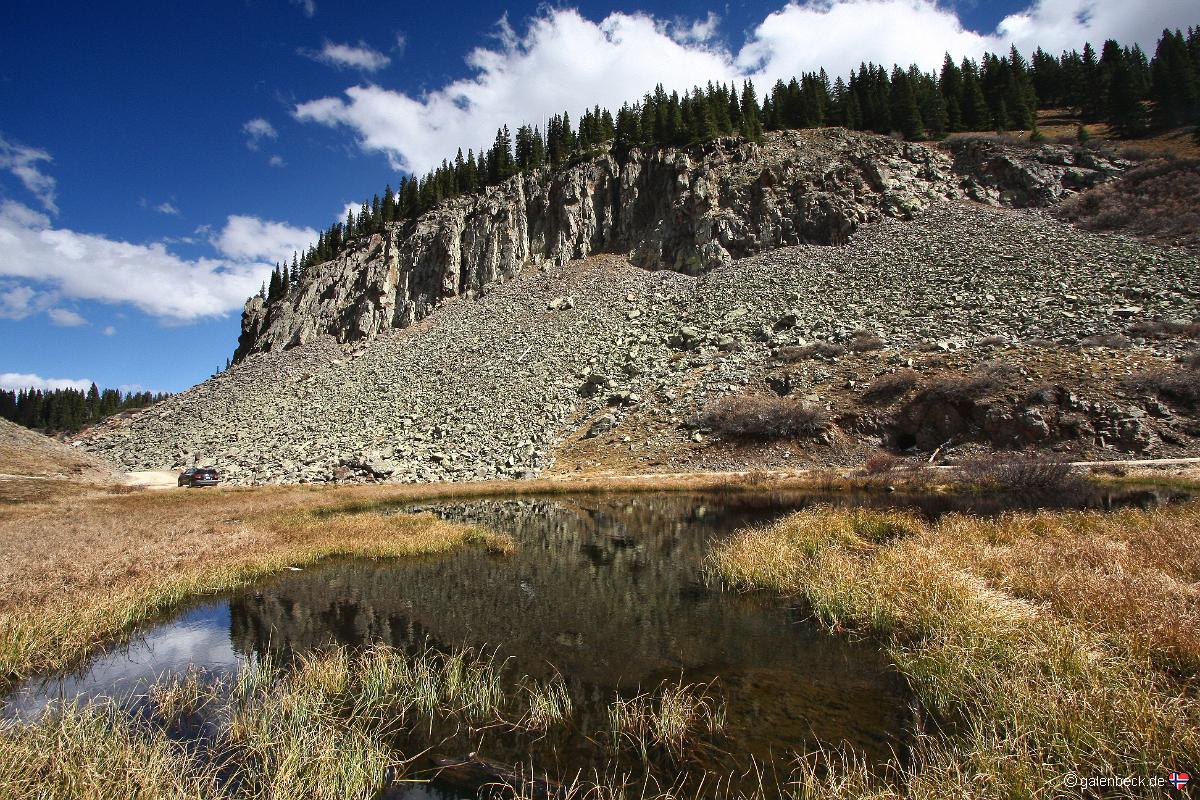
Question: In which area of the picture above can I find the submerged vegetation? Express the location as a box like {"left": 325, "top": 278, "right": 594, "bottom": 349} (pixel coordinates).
{"left": 708, "top": 503, "right": 1200, "bottom": 796}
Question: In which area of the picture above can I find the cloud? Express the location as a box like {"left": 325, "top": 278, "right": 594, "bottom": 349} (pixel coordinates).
{"left": 47, "top": 307, "right": 87, "bottom": 327}
{"left": 670, "top": 12, "right": 720, "bottom": 44}
{"left": 290, "top": 0, "right": 315, "bottom": 18}
{"left": 0, "top": 372, "right": 93, "bottom": 392}
{"left": 102, "top": 325, "right": 116, "bottom": 336}
{"left": 294, "top": 9, "right": 736, "bottom": 172}
{"left": 213, "top": 215, "right": 317, "bottom": 263}
{"left": 394, "top": 32, "right": 407, "bottom": 56}
{"left": 294, "top": 2, "right": 1196, "bottom": 174}
{"left": 0, "top": 200, "right": 276, "bottom": 322}
{"left": 242, "top": 118, "right": 278, "bottom": 151}
{"left": 0, "top": 133, "right": 58, "bottom": 214}
{"left": 268, "top": 154, "right": 286, "bottom": 168}
{"left": 155, "top": 201, "right": 180, "bottom": 216}
{"left": 309, "top": 40, "right": 392, "bottom": 72}
{"left": 736, "top": 1, "right": 992, "bottom": 80}
{"left": 1, "top": 283, "right": 43, "bottom": 320}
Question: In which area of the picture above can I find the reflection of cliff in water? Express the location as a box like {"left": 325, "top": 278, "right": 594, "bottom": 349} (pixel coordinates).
{"left": 229, "top": 494, "right": 919, "bottom": 761}
{"left": 231, "top": 495, "right": 815, "bottom": 681}
{"left": 229, "top": 487, "right": 1187, "bottom": 678}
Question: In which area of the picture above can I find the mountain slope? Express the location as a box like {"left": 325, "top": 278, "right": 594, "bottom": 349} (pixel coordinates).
{"left": 1, "top": 418, "right": 118, "bottom": 481}
{"left": 234, "top": 129, "right": 1125, "bottom": 361}
{"left": 78, "top": 195, "right": 1200, "bottom": 483}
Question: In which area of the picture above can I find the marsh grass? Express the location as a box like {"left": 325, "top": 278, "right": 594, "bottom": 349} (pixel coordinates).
{"left": 147, "top": 665, "right": 214, "bottom": 723}
{"left": 523, "top": 674, "right": 574, "bottom": 729}
{"left": 0, "top": 508, "right": 512, "bottom": 685}
{"left": 606, "top": 679, "right": 727, "bottom": 760}
{"left": 707, "top": 503, "right": 1200, "bottom": 797}
{"left": 0, "top": 700, "right": 223, "bottom": 800}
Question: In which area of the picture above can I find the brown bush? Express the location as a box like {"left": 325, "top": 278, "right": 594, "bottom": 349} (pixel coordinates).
{"left": 691, "top": 395, "right": 829, "bottom": 439}
{"left": 863, "top": 369, "right": 920, "bottom": 403}
{"left": 861, "top": 451, "right": 900, "bottom": 474}
{"left": 1055, "top": 158, "right": 1200, "bottom": 250}
{"left": 778, "top": 341, "right": 845, "bottom": 362}
{"left": 1080, "top": 333, "right": 1132, "bottom": 349}
{"left": 1121, "top": 368, "right": 1200, "bottom": 410}
{"left": 1125, "top": 318, "right": 1200, "bottom": 340}
{"left": 849, "top": 330, "right": 885, "bottom": 352}
{"left": 915, "top": 362, "right": 1018, "bottom": 405}
{"left": 957, "top": 452, "right": 1083, "bottom": 494}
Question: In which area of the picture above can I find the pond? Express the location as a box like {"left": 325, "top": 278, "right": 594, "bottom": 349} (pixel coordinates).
{"left": 4, "top": 486, "right": 1186, "bottom": 797}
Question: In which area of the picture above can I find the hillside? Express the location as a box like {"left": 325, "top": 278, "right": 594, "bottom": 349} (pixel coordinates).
{"left": 0, "top": 418, "right": 118, "bottom": 482}
{"left": 76, "top": 130, "right": 1200, "bottom": 485}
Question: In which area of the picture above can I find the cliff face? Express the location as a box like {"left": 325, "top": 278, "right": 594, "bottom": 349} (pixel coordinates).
{"left": 234, "top": 129, "right": 1124, "bottom": 361}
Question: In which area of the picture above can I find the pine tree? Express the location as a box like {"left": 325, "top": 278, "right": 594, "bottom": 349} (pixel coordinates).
{"left": 740, "top": 81, "right": 764, "bottom": 141}
{"left": 939, "top": 54, "right": 964, "bottom": 131}
{"left": 1108, "top": 54, "right": 1149, "bottom": 136}
{"left": 890, "top": 67, "right": 925, "bottom": 139}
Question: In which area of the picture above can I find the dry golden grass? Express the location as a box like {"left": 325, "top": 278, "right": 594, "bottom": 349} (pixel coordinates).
{"left": 708, "top": 504, "right": 1200, "bottom": 797}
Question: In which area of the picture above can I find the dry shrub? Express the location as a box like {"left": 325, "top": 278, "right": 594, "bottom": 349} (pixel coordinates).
{"left": 863, "top": 369, "right": 920, "bottom": 403}
{"left": 1079, "top": 332, "right": 1132, "bottom": 349}
{"left": 691, "top": 395, "right": 829, "bottom": 439}
{"left": 1121, "top": 367, "right": 1200, "bottom": 410}
{"left": 848, "top": 330, "right": 885, "bottom": 352}
{"left": 1090, "top": 463, "right": 1128, "bottom": 477}
{"left": 778, "top": 341, "right": 846, "bottom": 362}
{"left": 956, "top": 452, "right": 1083, "bottom": 494}
{"left": 861, "top": 451, "right": 900, "bottom": 475}
{"left": 1055, "top": 158, "right": 1200, "bottom": 249}
{"left": 1125, "top": 318, "right": 1200, "bottom": 340}
{"left": 915, "top": 362, "right": 1018, "bottom": 405}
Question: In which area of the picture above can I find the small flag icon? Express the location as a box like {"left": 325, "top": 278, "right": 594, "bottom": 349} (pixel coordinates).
{"left": 1169, "top": 771, "right": 1190, "bottom": 790}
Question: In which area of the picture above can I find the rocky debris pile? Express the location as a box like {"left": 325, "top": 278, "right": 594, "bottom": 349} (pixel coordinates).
{"left": 945, "top": 136, "right": 1127, "bottom": 206}
{"left": 80, "top": 201, "right": 1199, "bottom": 483}
{"left": 235, "top": 129, "right": 1125, "bottom": 361}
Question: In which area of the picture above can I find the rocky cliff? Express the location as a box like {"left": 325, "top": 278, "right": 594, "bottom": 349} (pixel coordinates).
{"left": 235, "top": 129, "right": 1125, "bottom": 361}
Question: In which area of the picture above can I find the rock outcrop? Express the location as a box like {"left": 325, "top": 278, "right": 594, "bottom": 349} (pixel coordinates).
{"left": 235, "top": 129, "right": 1125, "bottom": 361}
{"left": 79, "top": 199, "right": 1200, "bottom": 484}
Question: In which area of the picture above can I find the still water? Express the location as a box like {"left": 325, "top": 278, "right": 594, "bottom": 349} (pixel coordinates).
{"left": 4, "top": 488, "right": 1182, "bottom": 795}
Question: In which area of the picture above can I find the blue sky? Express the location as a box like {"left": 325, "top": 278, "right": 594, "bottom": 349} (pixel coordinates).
{"left": 1, "top": 0, "right": 1193, "bottom": 394}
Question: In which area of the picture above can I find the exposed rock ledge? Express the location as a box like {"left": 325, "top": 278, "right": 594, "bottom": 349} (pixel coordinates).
{"left": 235, "top": 129, "right": 1124, "bottom": 361}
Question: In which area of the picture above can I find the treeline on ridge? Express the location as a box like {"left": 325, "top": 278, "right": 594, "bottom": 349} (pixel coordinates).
{"left": 257, "top": 26, "right": 1200, "bottom": 305}
{"left": 0, "top": 385, "right": 170, "bottom": 434}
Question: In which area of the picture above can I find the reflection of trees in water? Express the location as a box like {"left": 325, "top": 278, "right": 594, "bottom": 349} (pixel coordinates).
{"left": 227, "top": 494, "right": 918, "bottom": 763}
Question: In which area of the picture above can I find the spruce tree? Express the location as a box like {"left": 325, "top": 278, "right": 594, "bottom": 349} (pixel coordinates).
{"left": 740, "top": 81, "right": 764, "bottom": 141}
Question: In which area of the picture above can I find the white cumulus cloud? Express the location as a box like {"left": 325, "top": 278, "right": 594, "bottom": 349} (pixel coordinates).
{"left": 155, "top": 201, "right": 180, "bottom": 216}
{"left": 0, "top": 372, "right": 93, "bottom": 392}
{"left": 214, "top": 215, "right": 317, "bottom": 263}
{"left": 47, "top": 307, "right": 88, "bottom": 327}
{"left": 0, "top": 133, "right": 58, "bottom": 214}
{"left": 290, "top": 0, "right": 315, "bottom": 18}
{"left": 242, "top": 118, "right": 278, "bottom": 151}
{"left": 294, "top": 9, "right": 736, "bottom": 172}
{"left": 310, "top": 40, "right": 391, "bottom": 72}
{"left": 0, "top": 201, "right": 277, "bottom": 322}
{"left": 294, "top": 1, "right": 1197, "bottom": 175}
